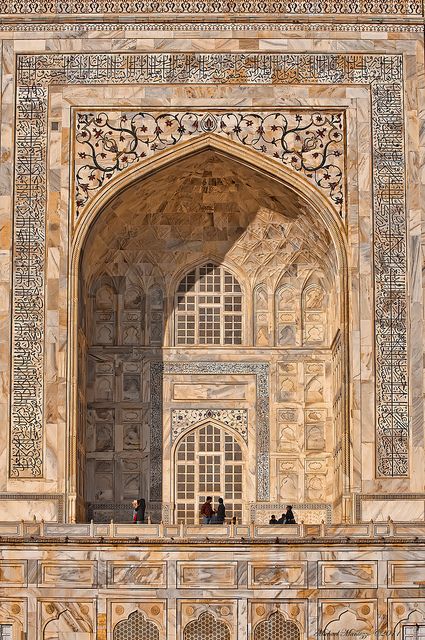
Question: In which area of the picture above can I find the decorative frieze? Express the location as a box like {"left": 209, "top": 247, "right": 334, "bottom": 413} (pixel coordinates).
{"left": 171, "top": 409, "right": 248, "bottom": 443}
{"left": 1, "top": 0, "right": 422, "bottom": 15}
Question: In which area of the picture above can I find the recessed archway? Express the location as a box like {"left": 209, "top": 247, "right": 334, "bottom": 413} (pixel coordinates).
{"left": 67, "top": 135, "right": 349, "bottom": 524}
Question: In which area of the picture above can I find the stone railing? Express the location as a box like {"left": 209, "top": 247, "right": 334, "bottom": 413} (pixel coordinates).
{"left": 0, "top": 518, "right": 424, "bottom": 542}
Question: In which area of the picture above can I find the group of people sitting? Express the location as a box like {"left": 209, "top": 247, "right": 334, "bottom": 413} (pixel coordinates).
{"left": 269, "top": 505, "right": 296, "bottom": 524}
{"left": 200, "top": 496, "right": 226, "bottom": 524}
{"left": 133, "top": 497, "right": 296, "bottom": 526}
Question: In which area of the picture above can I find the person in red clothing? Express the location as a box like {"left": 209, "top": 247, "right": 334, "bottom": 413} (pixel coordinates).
{"left": 200, "top": 496, "right": 214, "bottom": 524}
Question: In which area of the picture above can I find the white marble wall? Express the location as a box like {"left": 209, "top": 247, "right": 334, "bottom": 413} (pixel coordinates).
{"left": 0, "top": 18, "right": 423, "bottom": 523}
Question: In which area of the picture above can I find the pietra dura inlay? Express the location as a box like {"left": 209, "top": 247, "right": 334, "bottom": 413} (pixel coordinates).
{"left": 11, "top": 52, "right": 407, "bottom": 479}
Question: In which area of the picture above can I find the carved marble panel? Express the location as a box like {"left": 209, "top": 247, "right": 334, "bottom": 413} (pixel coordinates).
{"left": 38, "top": 561, "right": 97, "bottom": 587}
{"left": 0, "top": 562, "right": 26, "bottom": 587}
{"left": 248, "top": 563, "right": 307, "bottom": 588}
{"left": 318, "top": 562, "right": 378, "bottom": 588}
{"left": 110, "top": 601, "right": 166, "bottom": 639}
{"left": 388, "top": 563, "right": 425, "bottom": 588}
{"left": 177, "top": 562, "right": 238, "bottom": 588}
{"left": 249, "top": 600, "right": 306, "bottom": 640}
{"left": 107, "top": 562, "right": 167, "bottom": 588}
{"left": 171, "top": 409, "right": 248, "bottom": 443}
{"left": 320, "top": 601, "right": 376, "bottom": 640}
{"left": 40, "top": 600, "right": 95, "bottom": 640}
{"left": 179, "top": 600, "right": 236, "bottom": 640}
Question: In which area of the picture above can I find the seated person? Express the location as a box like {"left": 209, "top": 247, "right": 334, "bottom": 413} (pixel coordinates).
{"left": 269, "top": 515, "right": 278, "bottom": 525}
{"left": 284, "top": 505, "right": 296, "bottom": 524}
{"left": 211, "top": 497, "right": 226, "bottom": 524}
{"left": 277, "top": 513, "right": 286, "bottom": 524}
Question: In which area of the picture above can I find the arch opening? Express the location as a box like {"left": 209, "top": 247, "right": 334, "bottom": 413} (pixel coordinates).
{"left": 71, "top": 141, "right": 349, "bottom": 524}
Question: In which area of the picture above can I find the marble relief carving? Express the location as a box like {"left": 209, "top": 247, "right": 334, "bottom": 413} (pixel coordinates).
{"left": 114, "top": 610, "right": 160, "bottom": 640}
{"left": 180, "top": 601, "right": 236, "bottom": 640}
{"left": 110, "top": 602, "right": 166, "bottom": 640}
{"left": 250, "top": 601, "right": 306, "bottom": 640}
{"left": 2, "top": 0, "right": 422, "bottom": 13}
{"left": 40, "top": 600, "right": 94, "bottom": 640}
{"left": 171, "top": 409, "right": 248, "bottom": 443}
{"left": 11, "top": 52, "right": 407, "bottom": 482}
{"left": 320, "top": 601, "right": 376, "bottom": 640}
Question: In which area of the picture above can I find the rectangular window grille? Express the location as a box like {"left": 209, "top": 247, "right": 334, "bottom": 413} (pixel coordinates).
{"left": 403, "top": 626, "right": 425, "bottom": 640}
{"left": 0, "top": 626, "right": 12, "bottom": 640}
{"left": 175, "top": 263, "right": 243, "bottom": 345}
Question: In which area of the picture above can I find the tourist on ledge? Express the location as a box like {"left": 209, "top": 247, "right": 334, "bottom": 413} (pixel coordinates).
{"left": 212, "top": 497, "right": 226, "bottom": 524}
{"left": 277, "top": 513, "right": 286, "bottom": 524}
{"left": 284, "top": 505, "right": 296, "bottom": 524}
{"left": 200, "top": 496, "right": 214, "bottom": 524}
{"left": 269, "top": 515, "right": 278, "bottom": 524}
{"left": 132, "top": 498, "right": 146, "bottom": 524}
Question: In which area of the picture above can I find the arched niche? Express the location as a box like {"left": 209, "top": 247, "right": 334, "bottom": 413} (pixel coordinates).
{"left": 172, "top": 419, "right": 248, "bottom": 524}
{"left": 67, "top": 135, "right": 349, "bottom": 524}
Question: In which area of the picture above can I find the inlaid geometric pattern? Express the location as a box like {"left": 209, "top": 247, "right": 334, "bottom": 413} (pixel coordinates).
{"left": 254, "top": 611, "right": 300, "bottom": 640}
{"left": 114, "top": 611, "right": 159, "bottom": 640}
{"left": 11, "top": 52, "right": 407, "bottom": 479}
{"left": 184, "top": 612, "right": 230, "bottom": 640}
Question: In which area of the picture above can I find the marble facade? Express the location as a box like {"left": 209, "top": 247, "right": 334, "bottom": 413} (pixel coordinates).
{"left": 1, "top": 2, "right": 425, "bottom": 637}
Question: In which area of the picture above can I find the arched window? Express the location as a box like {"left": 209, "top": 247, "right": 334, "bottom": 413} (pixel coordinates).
{"left": 175, "top": 423, "right": 243, "bottom": 524}
{"left": 175, "top": 263, "right": 242, "bottom": 345}
{"left": 184, "top": 612, "right": 230, "bottom": 640}
{"left": 114, "top": 611, "right": 159, "bottom": 640}
{"left": 254, "top": 611, "right": 300, "bottom": 640}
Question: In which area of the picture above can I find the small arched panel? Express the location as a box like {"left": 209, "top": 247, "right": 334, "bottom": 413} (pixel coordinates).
{"left": 184, "top": 612, "right": 230, "bottom": 640}
{"left": 254, "top": 611, "right": 301, "bottom": 640}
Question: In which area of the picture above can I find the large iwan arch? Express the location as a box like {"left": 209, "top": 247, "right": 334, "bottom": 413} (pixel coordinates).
{"left": 67, "top": 135, "right": 350, "bottom": 524}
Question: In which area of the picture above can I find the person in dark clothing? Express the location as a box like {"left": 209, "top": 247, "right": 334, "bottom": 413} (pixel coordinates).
{"left": 269, "top": 515, "right": 278, "bottom": 524}
{"left": 200, "top": 496, "right": 214, "bottom": 524}
{"left": 277, "top": 513, "right": 286, "bottom": 524}
{"left": 132, "top": 498, "right": 146, "bottom": 523}
{"left": 213, "top": 497, "right": 226, "bottom": 524}
{"left": 284, "top": 505, "right": 296, "bottom": 524}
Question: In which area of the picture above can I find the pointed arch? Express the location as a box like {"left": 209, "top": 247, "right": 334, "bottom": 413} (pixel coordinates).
{"left": 67, "top": 133, "right": 350, "bottom": 523}
{"left": 254, "top": 611, "right": 301, "bottom": 640}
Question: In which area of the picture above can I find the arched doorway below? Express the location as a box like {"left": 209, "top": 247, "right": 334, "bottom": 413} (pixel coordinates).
{"left": 175, "top": 423, "right": 245, "bottom": 524}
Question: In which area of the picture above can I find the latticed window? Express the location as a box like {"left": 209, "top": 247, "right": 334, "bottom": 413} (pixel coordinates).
{"left": 175, "top": 263, "right": 243, "bottom": 345}
{"left": 114, "top": 610, "right": 159, "bottom": 640}
{"left": 176, "top": 423, "right": 243, "bottom": 524}
{"left": 403, "top": 626, "right": 425, "bottom": 640}
{"left": 184, "top": 612, "right": 230, "bottom": 640}
{"left": 0, "top": 627, "right": 12, "bottom": 640}
{"left": 254, "top": 612, "right": 300, "bottom": 640}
